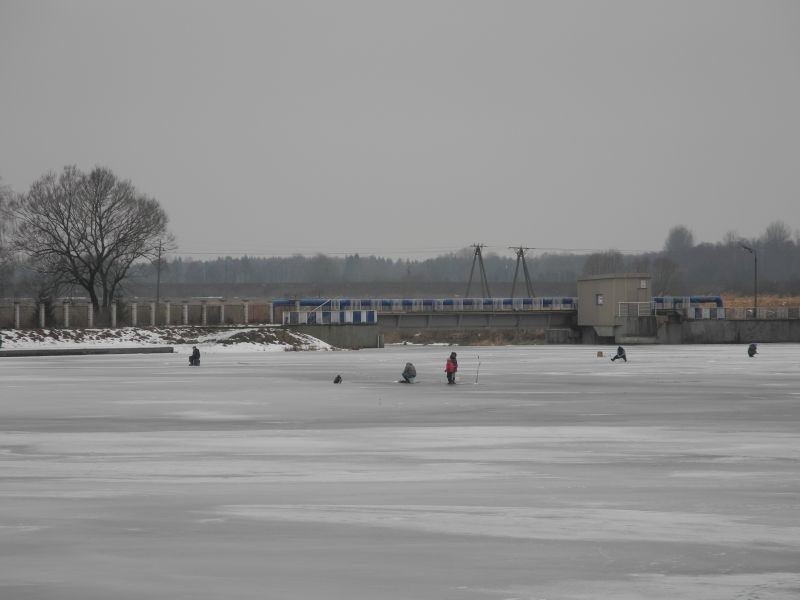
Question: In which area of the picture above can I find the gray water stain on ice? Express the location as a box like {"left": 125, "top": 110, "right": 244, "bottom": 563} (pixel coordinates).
{"left": 218, "top": 503, "right": 800, "bottom": 546}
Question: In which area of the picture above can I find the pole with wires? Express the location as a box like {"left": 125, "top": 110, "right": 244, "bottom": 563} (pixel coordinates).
{"left": 155, "top": 240, "right": 163, "bottom": 308}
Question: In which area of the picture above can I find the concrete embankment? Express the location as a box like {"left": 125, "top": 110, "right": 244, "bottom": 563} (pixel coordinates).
{"left": 288, "top": 324, "right": 383, "bottom": 349}
{"left": 671, "top": 319, "right": 800, "bottom": 344}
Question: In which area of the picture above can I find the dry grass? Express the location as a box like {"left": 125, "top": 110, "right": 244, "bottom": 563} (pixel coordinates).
{"left": 721, "top": 294, "right": 800, "bottom": 308}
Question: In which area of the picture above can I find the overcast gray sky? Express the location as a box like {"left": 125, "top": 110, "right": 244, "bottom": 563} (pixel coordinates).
{"left": 1, "top": 1, "right": 799, "bottom": 259}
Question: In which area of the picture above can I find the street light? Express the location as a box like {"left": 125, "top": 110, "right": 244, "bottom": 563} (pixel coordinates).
{"left": 740, "top": 243, "right": 758, "bottom": 317}
{"left": 155, "top": 240, "right": 163, "bottom": 325}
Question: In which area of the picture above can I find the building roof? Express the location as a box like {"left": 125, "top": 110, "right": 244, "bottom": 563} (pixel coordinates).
{"left": 577, "top": 273, "right": 651, "bottom": 282}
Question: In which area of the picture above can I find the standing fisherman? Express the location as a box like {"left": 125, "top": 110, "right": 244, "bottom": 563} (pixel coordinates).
{"left": 445, "top": 351, "right": 458, "bottom": 384}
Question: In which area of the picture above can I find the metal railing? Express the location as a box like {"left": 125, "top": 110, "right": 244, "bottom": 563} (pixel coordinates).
{"left": 617, "top": 302, "right": 652, "bottom": 317}
{"left": 685, "top": 307, "right": 800, "bottom": 320}
{"left": 301, "top": 297, "right": 579, "bottom": 314}
{"left": 618, "top": 302, "right": 800, "bottom": 321}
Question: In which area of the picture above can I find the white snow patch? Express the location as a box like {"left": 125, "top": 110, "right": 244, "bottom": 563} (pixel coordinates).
{"left": 0, "top": 326, "right": 333, "bottom": 352}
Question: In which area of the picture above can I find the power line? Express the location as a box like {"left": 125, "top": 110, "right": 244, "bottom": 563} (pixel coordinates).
{"left": 165, "top": 245, "right": 658, "bottom": 258}
{"left": 165, "top": 246, "right": 465, "bottom": 258}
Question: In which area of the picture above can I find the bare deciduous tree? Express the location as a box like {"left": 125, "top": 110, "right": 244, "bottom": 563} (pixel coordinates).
{"left": 722, "top": 230, "right": 740, "bottom": 246}
{"left": 581, "top": 250, "right": 625, "bottom": 276}
{"left": 651, "top": 256, "right": 682, "bottom": 295}
{"left": 760, "top": 220, "right": 792, "bottom": 246}
{"left": 0, "top": 177, "right": 15, "bottom": 297}
{"left": 9, "top": 166, "right": 174, "bottom": 311}
{"left": 664, "top": 225, "right": 694, "bottom": 256}
{"left": 0, "top": 177, "right": 12, "bottom": 250}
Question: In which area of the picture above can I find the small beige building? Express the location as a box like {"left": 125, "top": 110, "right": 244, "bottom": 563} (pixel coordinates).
{"left": 577, "top": 273, "right": 652, "bottom": 341}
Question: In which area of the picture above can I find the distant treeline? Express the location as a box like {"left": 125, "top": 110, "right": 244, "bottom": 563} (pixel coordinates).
{"left": 3, "top": 223, "right": 800, "bottom": 300}
{"left": 132, "top": 251, "right": 585, "bottom": 286}
{"left": 117, "top": 222, "right": 800, "bottom": 298}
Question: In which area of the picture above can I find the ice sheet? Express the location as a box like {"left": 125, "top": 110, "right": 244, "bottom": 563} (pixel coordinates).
{"left": 1, "top": 344, "right": 799, "bottom": 599}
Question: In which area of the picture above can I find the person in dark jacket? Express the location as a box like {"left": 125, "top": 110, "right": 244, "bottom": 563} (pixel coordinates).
{"left": 400, "top": 362, "right": 417, "bottom": 383}
{"left": 747, "top": 343, "right": 758, "bottom": 357}
{"left": 445, "top": 351, "right": 458, "bottom": 384}
{"left": 610, "top": 346, "right": 626, "bottom": 362}
{"left": 189, "top": 346, "right": 200, "bottom": 366}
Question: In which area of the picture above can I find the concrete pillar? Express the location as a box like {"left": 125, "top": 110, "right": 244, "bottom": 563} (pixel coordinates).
{"left": 64, "top": 302, "right": 70, "bottom": 328}
{"left": 201, "top": 302, "right": 208, "bottom": 326}
{"left": 131, "top": 303, "right": 138, "bottom": 327}
{"left": 220, "top": 303, "right": 225, "bottom": 325}
{"left": 165, "top": 302, "right": 171, "bottom": 326}
{"left": 182, "top": 302, "right": 189, "bottom": 325}
{"left": 111, "top": 303, "right": 117, "bottom": 329}
{"left": 39, "top": 304, "right": 45, "bottom": 328}
{"left": 87, "top": 303, "right": 93, "bottom": 328}
{"left": 243, "top": 301, "right": 249, "bottom": 325}
{"left": 14, "top": 303, "right": 20, "bottom": 329}
{"left": 151, "top": 302, "right": 156, "bottom": 326}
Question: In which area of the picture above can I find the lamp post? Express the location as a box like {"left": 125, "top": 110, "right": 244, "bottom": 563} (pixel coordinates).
{"left": 155, "top": 240, "right": 163, "bottom": 324}
{"left": 740, "top": 243, "right": 758, "bottom": 317}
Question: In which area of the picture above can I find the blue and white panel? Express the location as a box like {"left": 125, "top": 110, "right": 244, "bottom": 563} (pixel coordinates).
{"left": 283, "top": 310, "right": 377, "bottom": 325}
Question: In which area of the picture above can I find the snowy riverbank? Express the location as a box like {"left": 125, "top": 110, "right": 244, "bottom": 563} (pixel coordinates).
{"left": 0, "top": 326, "right": 334, "bottom": 353}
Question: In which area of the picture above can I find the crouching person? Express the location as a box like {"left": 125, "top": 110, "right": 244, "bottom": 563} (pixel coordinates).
{"left": 189, "top": 345, "right": 201, "bottom": 366}
{"left": 611, "top": 345, "right": 626, "bottom": 362}
{"left": 401, "top": 362, "right": 416, "bottom": 383}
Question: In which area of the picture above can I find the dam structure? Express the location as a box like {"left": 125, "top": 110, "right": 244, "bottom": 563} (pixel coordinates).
{"left": 274, "top": 297, "right": 576, "bottom": 339}
{"left": 3, "top": 273, "right": 800, "bottom": 347}
{"left": 275, "top": 273, "right": 800, "bottom": 345}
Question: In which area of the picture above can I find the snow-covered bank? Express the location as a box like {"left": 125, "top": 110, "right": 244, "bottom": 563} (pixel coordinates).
{"left": 0, "top": 326, "right": 334, "bottom": 353}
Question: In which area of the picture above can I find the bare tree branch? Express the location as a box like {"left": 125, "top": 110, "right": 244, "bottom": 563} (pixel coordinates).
{"left": 9, "top": 166, "right": 174, "bottom": 310}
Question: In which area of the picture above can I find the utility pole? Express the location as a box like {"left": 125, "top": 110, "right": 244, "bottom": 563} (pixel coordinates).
{"left": 509, "top": 246, "right": 535, "bottom": 298}
{"left": 155, "top": 240, "right": 163, "bottom": 321}
{"left": 465, "top": 244, "right": 492, "bottom": 298}
{"left": 740, "top": 243, "right": 758, "bottom": 317}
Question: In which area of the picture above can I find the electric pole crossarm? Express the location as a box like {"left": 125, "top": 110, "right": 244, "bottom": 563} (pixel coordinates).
{"left": 509, "top": 246, "right": 535, "bottom": 298}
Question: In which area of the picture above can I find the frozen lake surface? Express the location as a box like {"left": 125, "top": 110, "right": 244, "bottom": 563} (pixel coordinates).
{"left": 2, "top": 344, "right": 799, "bottom": 599}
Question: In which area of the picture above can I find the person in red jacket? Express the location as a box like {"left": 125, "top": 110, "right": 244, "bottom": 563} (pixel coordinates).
{"left": 445, "top": 351, "right": 458, "bottom": 384}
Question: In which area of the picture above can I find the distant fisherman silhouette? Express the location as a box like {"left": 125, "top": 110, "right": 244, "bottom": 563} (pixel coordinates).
{"left": 189, "top": 346, "right": 200, "bottom": 366}
{"left": 400, "top": 362, "right": 416, "bottom": 383}
{"left": 333, "top": 374, "right": 342, "bottom": 384}
{"left": 611, "top": 346, "right": 627, "bottom": 362}
{"left": 748, "top": 343, "right": 758, "bottom": 358}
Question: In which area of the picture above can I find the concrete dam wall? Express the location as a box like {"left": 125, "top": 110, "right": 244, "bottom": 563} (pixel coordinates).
{"left": 668, "top": 319, "right": 800, "bottom": 344}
